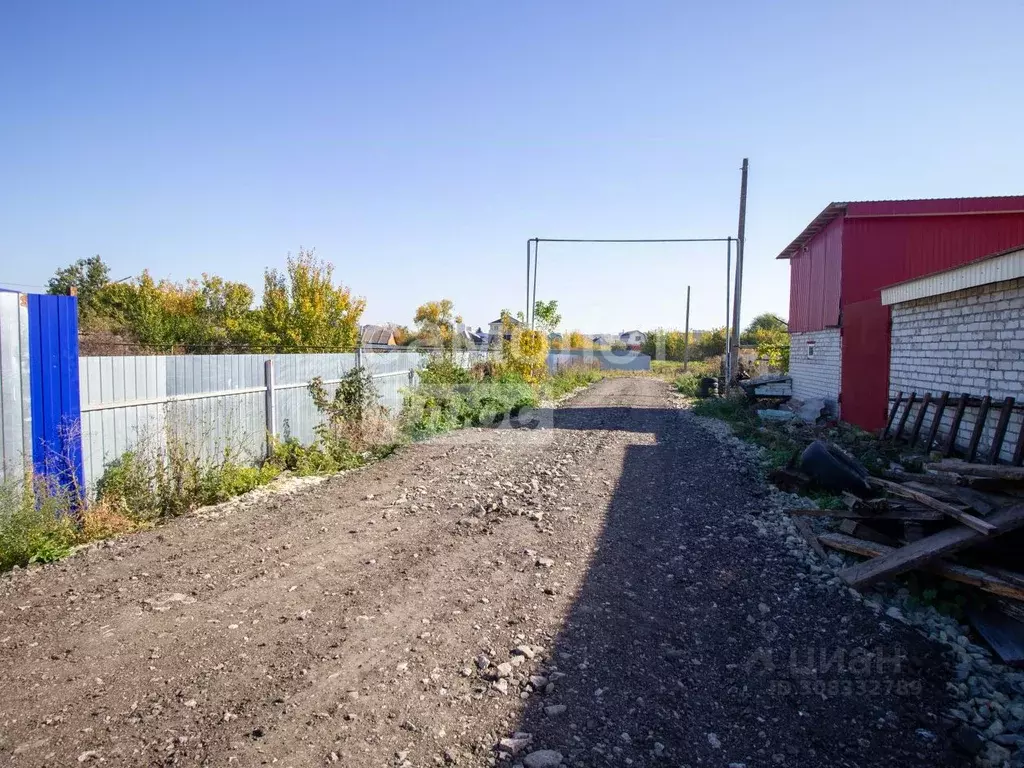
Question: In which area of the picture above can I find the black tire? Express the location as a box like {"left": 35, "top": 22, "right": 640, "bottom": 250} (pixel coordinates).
{"left": 799, "top": 439, "right": 871, "bottom": 494}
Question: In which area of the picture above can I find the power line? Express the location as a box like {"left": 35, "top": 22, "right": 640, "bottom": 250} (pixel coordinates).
{"left": 524, "top": 234, "right": 734, "bottom": 329}
{"left": 0, "top": 281, "right": 49, "bottom": 289}
{"left": 532, "top": 237, "right": 732, "bottom": 244}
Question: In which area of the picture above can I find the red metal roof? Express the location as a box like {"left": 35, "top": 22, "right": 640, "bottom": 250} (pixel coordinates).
{"left": 776, "top": 196, "right": 1024, "bottom": 259}
{"left": 776, "top": 203, "right": 847, "bottom": 260}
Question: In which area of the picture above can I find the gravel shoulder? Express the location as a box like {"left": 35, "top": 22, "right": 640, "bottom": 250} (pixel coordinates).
{"left": 0, "top": 378, "right": 966, "bottom": 767}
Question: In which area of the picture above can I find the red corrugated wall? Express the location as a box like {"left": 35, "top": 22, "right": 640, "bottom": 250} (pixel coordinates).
{"left": 840, "top": 206, "right": 1024, "bottom": 430}
{"left": 841, "top": 211, "right": 1024, "bottom": 304}
{"left": 788, "top": 215, "right": 842, "bottom": 332}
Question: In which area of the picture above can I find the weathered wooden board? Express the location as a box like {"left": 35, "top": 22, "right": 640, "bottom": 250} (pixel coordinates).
{"left": 792, "top": 517, "right": 827, "bottom": 560}
{"left": 909, "top": 392, "right": 932, "bottom": 447}
{"left": 837, "top": 505, "right": 1024, "bottom": 588}
{"left": 820, "top": 532, "right": 1024, "bottom": 601}
{"left": 869, "top": 477, "right": 995, "bottom": 534}
{"left": 926, "top": 461, "right": 1024, "bottom": 481}
{"left": 894, "top": 392, "right": 917, "bottom": 441}
{"left": 788, "top": 507, "right": 944, "bottom": 522}
{"left": 989, "top": 397, "right": 1016, "bottom": 464}
{"left": 885, "top": 392, "right": 903, "bottom": 439}
{"left": 966, "top": 605, "right": 1024, "bottom": 666}
{"left": 967, "top": 395, "right": 992, "bottom": 463}
{"left": 924, "top": 391, "right": 949, "bottom": 452}
{"left": 944, "top": 394, "right": 969, "bottom": 458}
{"left": 838, "top": 520, "right": 900, "bottom": 547}
{"left": 950, "top": 487, "right": 1001, "bottom": 517}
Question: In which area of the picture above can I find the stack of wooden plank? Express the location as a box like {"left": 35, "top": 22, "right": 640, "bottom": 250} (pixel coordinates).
{"left": 788, "top": 459, "right": 1024, "bottom": 664}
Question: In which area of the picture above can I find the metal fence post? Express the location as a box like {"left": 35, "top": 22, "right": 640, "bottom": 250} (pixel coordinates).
{"left": 355, "top": 345, "right": 363, "bottom": 370}
{"left": 264, "top": 359, "right": 276, "bottom": 457}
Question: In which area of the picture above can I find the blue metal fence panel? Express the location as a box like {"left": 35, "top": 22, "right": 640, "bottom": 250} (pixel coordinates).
{"left": 27, "top": 294, "right": 84, "bottom": 492}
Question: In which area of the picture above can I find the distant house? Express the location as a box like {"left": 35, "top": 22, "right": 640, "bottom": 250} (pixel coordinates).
{"left": 591, "top": 334, "right": 615, "bottom": 347}
{"left": 487, "top": 316, "right": 524, "bottom": 338}
{"left": 360, "top": 324, "right": 397, "bottom": 348}
{"left": 454, "top": 325, "right": 488, "bottom": 347}
{"left": 619, "top": 330, "right": 646, "bottom": 346}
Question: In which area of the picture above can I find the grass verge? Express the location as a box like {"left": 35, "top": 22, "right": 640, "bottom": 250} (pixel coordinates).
{"left": 691, "top": 392, "right": 900, "bottom": 477}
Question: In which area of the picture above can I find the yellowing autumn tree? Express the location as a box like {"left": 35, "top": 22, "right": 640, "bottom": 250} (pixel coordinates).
{"left": 261, "top": 249, "right": 365, "bottom": 351}
{"left": 498, "top": 310, "right": 548, "bottom": 383}
{"left": 565, "top": 330, "right": 592, "bottom": 350}
{"left": 413, "top": 299, "right": 463, "bottom": 349}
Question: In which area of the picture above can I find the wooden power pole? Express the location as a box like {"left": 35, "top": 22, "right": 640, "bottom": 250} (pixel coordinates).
{"left": 730, "top": 158, "right": 749, "bottom": 382}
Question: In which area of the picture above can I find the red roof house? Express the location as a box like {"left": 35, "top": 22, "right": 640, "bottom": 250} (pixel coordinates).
{"left": 777, "top": 196, "right": 1024, "bottom": 430}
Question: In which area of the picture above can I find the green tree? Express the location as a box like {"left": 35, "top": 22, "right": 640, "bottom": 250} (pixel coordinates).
{"left": 740, "top": 313, "right": 789, "bottom": 372}
{"left": 532, "top": 299, "right": 562, "bottom": 333}
{"left": 695, "top": 327, "right": 728, "bottom": 359}
{"left": 741, "top": 313, "right": 787, "bottom": 344}
{"left": 92, "top": 271, "right": 268, "bottom": 352}
{"left": 47, "top": 255, "right": 111, "bottom": 318}
{"left": 261, "top": 249, "right": 365, "bottom": 351}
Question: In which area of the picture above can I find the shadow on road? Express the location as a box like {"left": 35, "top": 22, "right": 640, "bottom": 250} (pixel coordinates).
{"left": 505, "top": 398, "right": 966, "bottom": 767}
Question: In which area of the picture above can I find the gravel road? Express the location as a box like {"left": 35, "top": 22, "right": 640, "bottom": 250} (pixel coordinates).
{"left": 0, "top": 377, "right": 967, "bottom": 767}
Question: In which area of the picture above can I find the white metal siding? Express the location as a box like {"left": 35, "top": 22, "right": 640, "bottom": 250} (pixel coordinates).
{"left": 881, "top": 246, "right": 1024, "bottom": 305}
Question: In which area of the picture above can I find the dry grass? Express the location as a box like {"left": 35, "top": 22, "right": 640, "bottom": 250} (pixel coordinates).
{"left": 332, "top": 408, "right": 399, "bottom": 454}
{"left": 80, "top": 501, "right": 140, "bottom": 541}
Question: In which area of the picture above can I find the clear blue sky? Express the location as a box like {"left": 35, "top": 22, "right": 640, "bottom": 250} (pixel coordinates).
{"left": 3, "top": 1, "right": 1023, "bottom": 333}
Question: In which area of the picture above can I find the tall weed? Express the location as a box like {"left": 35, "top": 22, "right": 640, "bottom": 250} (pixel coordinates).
{"left": 0, "top": 479, "right": 79, "bottom": 569}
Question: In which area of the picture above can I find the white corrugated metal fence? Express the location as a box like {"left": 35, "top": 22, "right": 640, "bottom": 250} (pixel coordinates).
{"left": 0, "top": 292, "right": 32, "bottom": 483}
{"left": 77, "top": 350, "right": 488, "bottom": 490}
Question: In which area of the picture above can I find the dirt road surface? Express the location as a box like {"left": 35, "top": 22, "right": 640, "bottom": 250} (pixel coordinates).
{"left": 0, "top": 377, "right": 966, "bottom": 767}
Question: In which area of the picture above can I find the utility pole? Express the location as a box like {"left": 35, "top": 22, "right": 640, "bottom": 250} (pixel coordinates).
{"left": 683, "top": 285, "right": 691, "bottom": 372}
{"left": 725, "top": 237, "right": 732, "bottom": 382}
{"left": 730, "top": 158, "right": 749, "bottom": 383}
{"left": 531, "top": 241, "right": 539, "bottom": 329}
{"left": 525, "top": 239, "right": 532, "bottom": 326}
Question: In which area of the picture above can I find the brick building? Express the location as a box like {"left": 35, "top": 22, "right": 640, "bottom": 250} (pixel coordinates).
{"left": 882, "top": 245, "right": 1024, "bottom": 461}
{"left": 778, "top": 197, "right": 1024, "bottom": 431}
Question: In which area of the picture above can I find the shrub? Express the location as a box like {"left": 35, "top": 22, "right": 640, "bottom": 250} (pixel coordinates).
{"left": 308, "top": 366, "right": 398, "bottom": 459}
{"left": 80, "top": 501, "right": 139, "bottom": 541}
{"left": 421, "top": 354, "right": 474, "bottom": 386}
{"left": 674, "top": 373, "right": 701, "bottom": 397}
{"left": 0, "top": 479, "right": 79, "bottom": 570}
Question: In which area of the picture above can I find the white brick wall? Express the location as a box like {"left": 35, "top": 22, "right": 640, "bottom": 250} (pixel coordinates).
{"left": 789, "top": 329, "right": 842, "bottom": 416}
{"left": 889, "top": 276, "right": 1024, "bottom": 462}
